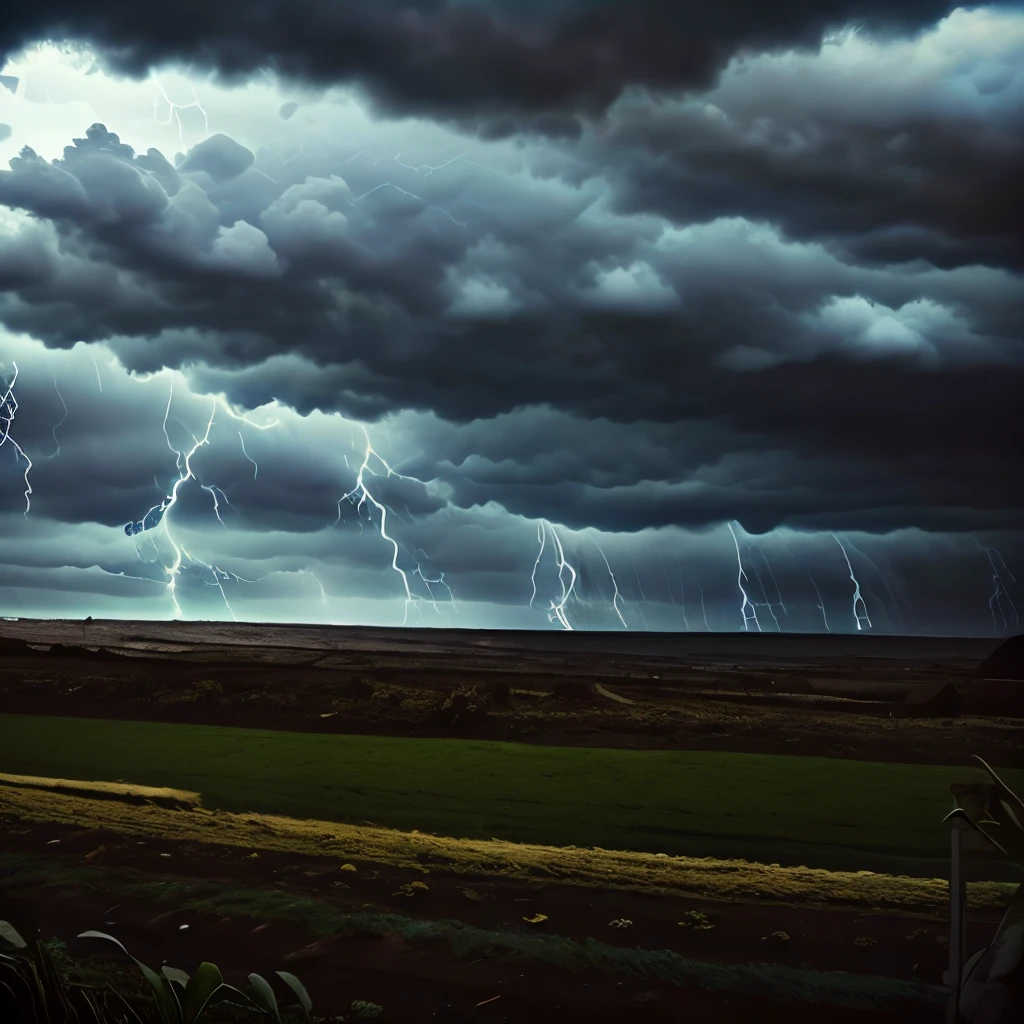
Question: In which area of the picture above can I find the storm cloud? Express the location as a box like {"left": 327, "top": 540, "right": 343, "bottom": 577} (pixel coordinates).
{"left": 0, "top": 5, "right": 1022, "bottom": 633}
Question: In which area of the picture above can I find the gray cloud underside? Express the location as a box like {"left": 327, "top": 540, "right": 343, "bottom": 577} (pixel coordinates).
{"left": 0, "top": 1, "right": 973, "bottom": 131}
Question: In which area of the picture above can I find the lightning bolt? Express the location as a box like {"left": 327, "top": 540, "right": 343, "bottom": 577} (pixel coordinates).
{"left": 90, "top": 353, "right": 103, "bottom": 394}
{"left": 976, "top": 544, "right": 1020, "bottom": 633}
{"left": 306, "top": 570, "right": 327, "bottom": 604}
{"left": 628, "top": 555, "right": 651, "bottom": 630}
{"left": 727, "top": 521, "right": 761, "bottom": 631}
{"left": 46, "top": 378, "right": 69, "bottom": 458}
{"left": 393, "top": 152, "right": 468, "bottom": 177}
{"left": 661, "top": 556, "right": 689, "bottom": 630}
{"left": 153, "top": 74, "right": 209, "bottom": 150}
{"left": 124, "top": 382, "right": 247, "bottom": 619}
{"left": 529, "top": 520, "right": 547, "bottom": 608}
{"left": 833, "top": 533, "right": 872, "bottom": 631}
{"left": 593, "top": 540, "right": 627, "bottom": 628}
{"left": 351, "top": 181, "right": 467, "bottom": 227}
{"left": 749, "top": 555, "right": 782, "bottom": 631}
{"left": 694, "top": 569, "right": 711, "bottom": 632}
{"left": 0, "top": 361, "right": 33, "bottom": 515}
{"left": 412, "top": 548, "right": 458, "bottom": 623}
{"left": 238, "top": 431, "right": 258, "bottom": 479}
{"left": 808, "top": 573, "right": 831, "bottom": 632}
{"left": 545, "top": 522, "right": 577, "bottom": 630}
{"left": 760, "top": 551, "right": 788, "bottom": 616}
{"left": 839, "top": 537, "right": 903, "bottom": 628}
{"left": 334, "top": 424, "right": 421, "bottom": 625}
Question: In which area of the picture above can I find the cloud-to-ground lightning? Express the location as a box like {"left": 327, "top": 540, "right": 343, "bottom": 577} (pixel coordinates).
{"left": 808, "top": 572, "right": 831, "bottom": 632}
{"left": 661, "top": 556, "right": 689, "bottom": 630}
{"left": 839, "top": 537, "right": 903, "bottom": 629}
{"left": 628, "top": 555, "right": 651, "bottom": 630}
{"left": 529, "top": 520, "right": 547, "bottom": 608}
{"left": 123, "top": 381, "right": 246, "bottom": 619}
{"left": 694, "top": 569, "right": 712, "bottom": 632}
{"left": 833, "top": 533, "right": 872, "bottom": 631}
{"left": 760, "top": 551, "right": 788, "bottom": 616}
{"left": 593, "top": 539, "right": 627, "bottom": 628}
{"left": 545, "top": 522, "right": 578, "bottom": 630}
{"left": 0, "top": 362, "right": 33, "bottom": 515}
{"left": 727, "top": 522, "right": 761, "bottom": 631}
{"left": 334, "top": 424, "right": 423, "bottom": 625}
{"left": 976, "top": 543, "right": 1020, "bottom": 632}
{"left": 749, "top": 556, "right": 782, "bottom": 631}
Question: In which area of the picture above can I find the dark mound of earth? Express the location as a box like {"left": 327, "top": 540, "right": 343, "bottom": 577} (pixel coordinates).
{"left": 974, "top": 635, "right": 1024, "bottom": 680}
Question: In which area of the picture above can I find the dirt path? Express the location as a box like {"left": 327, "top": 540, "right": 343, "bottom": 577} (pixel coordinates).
{"left": 0, "top": 821, "right": 966, "bottom": 1022}
{"left": 0, "top": 815, "right": 1005, "bottom": 990}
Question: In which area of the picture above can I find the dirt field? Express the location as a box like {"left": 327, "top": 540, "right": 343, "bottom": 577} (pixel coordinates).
{"left": 0, "top": 816, "right": 968, "bottom": 1022}
{"left": 1, "top": 618, "right": 1020, "bottom": 767}
{"left": 1, "top": 618, "right": 1019, "bottom": 1021}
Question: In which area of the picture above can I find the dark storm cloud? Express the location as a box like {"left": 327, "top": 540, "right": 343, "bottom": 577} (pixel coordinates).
{"left": 0, "top": 2, "right": 968, "bottom": 132}
{"left": 1, "top": 78, "right": 1023, "bottom": 539}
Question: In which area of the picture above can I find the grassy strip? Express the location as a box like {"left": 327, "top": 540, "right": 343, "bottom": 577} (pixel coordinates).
{"left": 2, "top": 714, "right": 1020, "bottom": 874}
{"left": 0, "top": 854, "right": 947, "bottom": 1012}
{"left": 1, "top": 782, "right": 1015, "bottom": 913}
{"left": 0, "top": 772, "right": 200, "bottom": 810}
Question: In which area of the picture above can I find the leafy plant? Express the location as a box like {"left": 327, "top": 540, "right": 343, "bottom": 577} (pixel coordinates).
{"left": 78, "top": 931, "right": 312, "bottom": 1024}
{"left": 944, "top": 756, "right": 1024, "bottom": 1023}
{"left": 1, "top": 921, "right": 112, "bottom": 1024}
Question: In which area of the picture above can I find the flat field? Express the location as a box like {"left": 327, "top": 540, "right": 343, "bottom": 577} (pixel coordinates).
{"left": 1, "top": 618, "right": 1021, "bottom": 1021}
{"left": 1, "top": 712, "right": 1019, "bottom": 875}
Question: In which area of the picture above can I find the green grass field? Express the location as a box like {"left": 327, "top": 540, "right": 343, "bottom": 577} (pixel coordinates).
{"left": 0, "top": 714, "right": 1015, "bottom": 875}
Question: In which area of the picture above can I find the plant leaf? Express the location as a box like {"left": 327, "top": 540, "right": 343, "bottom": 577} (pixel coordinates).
{"left": 247, "top": 973, "right": 281, "bottom": 1022}
{"left": 182, "top": 962, "right": 224, "bottom": 1024}
{"left": 275, "top": 971, "right": 312, "bottom": 1017}
{"left": 0, "top": 922, "right": 27, "bottom": 949}
{"left": 162, "top": 967, "right": 191, "bottom": 989}
{"left": 78, "top": 931, "right": 176, "bottom": 1023}
{"left": 973, "top": 756, "right": 1024, "bottom": 820}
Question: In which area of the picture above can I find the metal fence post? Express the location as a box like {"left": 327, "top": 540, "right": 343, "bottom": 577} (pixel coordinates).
{"left": 944, "top": 814, "right": 967, "bottom": 1023}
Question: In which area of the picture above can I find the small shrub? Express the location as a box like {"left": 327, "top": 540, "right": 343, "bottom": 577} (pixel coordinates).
{"left": 432, "top": 685, "right": 490, "bottom": 727}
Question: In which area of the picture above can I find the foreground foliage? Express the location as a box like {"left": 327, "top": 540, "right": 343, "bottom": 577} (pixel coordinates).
{"left": 0, "top": 922, "right": 311, "bottom": 1024}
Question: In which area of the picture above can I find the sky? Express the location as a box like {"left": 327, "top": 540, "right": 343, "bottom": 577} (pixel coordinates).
{"left": 0, "top": 1, "right": 1022, "bottom": 636}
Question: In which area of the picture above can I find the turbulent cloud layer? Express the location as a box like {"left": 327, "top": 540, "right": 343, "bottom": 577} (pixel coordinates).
{"left": 1, "top": 5, "right": 1022, "bottom": 633}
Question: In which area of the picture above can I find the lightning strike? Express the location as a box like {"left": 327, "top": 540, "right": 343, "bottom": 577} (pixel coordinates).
{"left": 125, "top": 383, "right": 239, "bottom": 619}
{"left": 238, "top": 431, "right": 258, "bottom": 479}
{"left": 153, "top": 74, "right": 209, "bottom": 150}
{"left": 808, "top": 573, "right": 831, "bottom": 632}
{"left": 529, "top": 520, "right": 547, "bottom": 608}
{"left": 979, "top": 545, "right": 1020, "bottom": 632}
{"left": 833, "top": 533, "right": 872, "bottom": 631}
{"left": 727, "top": 521, "right": 761, "bottom": 631}
{"left": 593, "top": 540, "right": 627, "bottom": 628}
{"left": 546, "top": 522, "right": 577, "bottom": 630}
{"left": 45, "top": 378, "right": 69, "bottom": 458}
{"left": 694, "top": 569, "right": 711, "bottom": 632}
{"left": 0, "top": 362, "right": 33, "bottom": 515}
{"left": 335, "top": 424, "right": 419, "bottom": 625}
